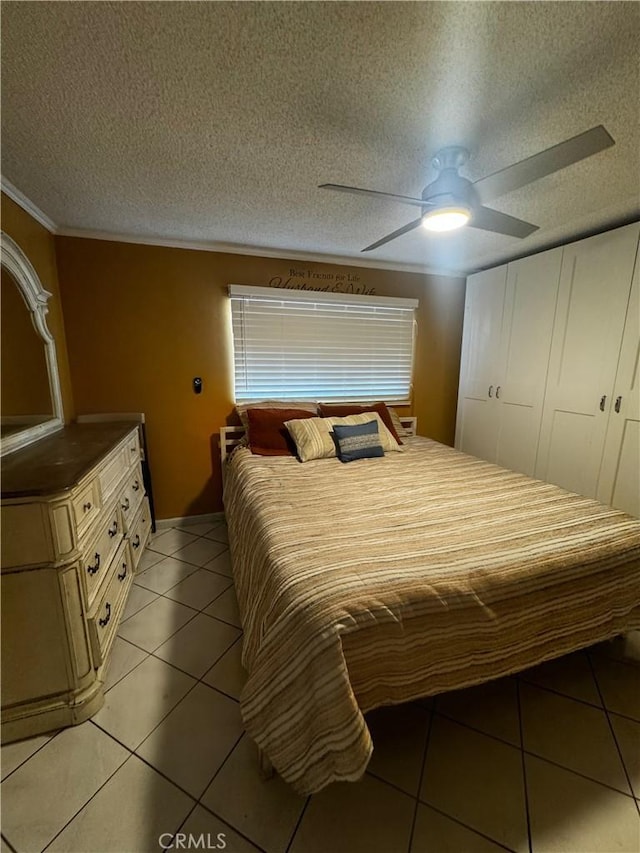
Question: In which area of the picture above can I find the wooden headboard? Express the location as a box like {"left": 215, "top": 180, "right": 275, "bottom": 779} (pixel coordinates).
{"left": 219, "top": 416, "right": 417, "bottom": 463}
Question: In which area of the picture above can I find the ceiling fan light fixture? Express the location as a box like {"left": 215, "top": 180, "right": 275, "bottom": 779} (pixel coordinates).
{"left": 421, "top": 205, "right": 471, "bottom": 232}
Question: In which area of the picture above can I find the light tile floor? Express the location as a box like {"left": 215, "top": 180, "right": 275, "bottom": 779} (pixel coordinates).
{"left": 2, "top": 520, "right": 639, "bottom": 853}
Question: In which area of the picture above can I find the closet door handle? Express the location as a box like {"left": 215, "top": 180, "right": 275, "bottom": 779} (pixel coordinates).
{"left": 496, "top": 386, "right": 501, "bottom": 399}
{"left": 599, "top": 395, "right": 607, "bottom": 412}
{"left": 488, "top": 385, "right": 494, "bottom": 398}
{"left": 614, "top": 395, "right": 622, "bottom": 413}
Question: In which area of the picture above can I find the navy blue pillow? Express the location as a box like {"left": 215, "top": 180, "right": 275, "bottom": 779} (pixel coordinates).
{"left": 332, "top": 420, "right": 384, "bottom": 463}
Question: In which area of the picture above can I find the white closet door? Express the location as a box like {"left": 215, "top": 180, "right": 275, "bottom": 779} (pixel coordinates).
{"left": 455, "top": 265, "right": 507, "bottom": 461}
{"left": 536, "top": 223, "right": 640, "bottom": 497}
{"left": 495, "top": 248, "right": 562, "bottom": 476}
{"left": 597, "top": 243, "right": 640, "bottom": 516}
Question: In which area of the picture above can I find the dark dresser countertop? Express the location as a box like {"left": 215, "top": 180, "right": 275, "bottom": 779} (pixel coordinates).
{"left": 1, "top": 423, "right": 136, "bottom": 499}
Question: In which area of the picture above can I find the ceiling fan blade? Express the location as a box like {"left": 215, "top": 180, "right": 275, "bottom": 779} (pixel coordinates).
{"left": 473, "top": 125, "right": 615, "bottom": 203}
{"left": 319, "top": 183, "right": 427, "bottom": 209}
{"left": 471, "top": 206, "right": 539, "bottom": 238}
{"left": 361, "top": 218, "right": 423, "bottom": 252}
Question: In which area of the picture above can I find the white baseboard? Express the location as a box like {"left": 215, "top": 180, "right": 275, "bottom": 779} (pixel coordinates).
{"left": 155, "top": 512, "right": 225, "bottom": 531}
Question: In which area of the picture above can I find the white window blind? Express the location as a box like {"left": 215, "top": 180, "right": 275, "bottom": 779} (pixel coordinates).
{"left": 230, "top": 285, "right": 418, "bottom": 403}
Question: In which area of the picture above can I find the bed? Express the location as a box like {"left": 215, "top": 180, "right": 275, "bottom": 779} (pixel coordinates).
{"left": 220, "top": 421, "right": 640, "bottom": 795}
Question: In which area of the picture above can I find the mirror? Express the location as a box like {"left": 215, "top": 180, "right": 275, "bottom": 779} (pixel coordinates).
{"left": 1, "top": 232, "right": 64, "bottom": 455}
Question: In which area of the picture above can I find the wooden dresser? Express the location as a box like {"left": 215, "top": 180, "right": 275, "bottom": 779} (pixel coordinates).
{"left": 1, "top": 422, "right": 152, "bottom": 742}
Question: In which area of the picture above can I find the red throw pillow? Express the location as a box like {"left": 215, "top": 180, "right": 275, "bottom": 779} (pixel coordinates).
{"left": 246, "top": 408, "right": 316, "bottom": 456}
{"left": 318, "top": 402, "right": 403, "bottom": 445}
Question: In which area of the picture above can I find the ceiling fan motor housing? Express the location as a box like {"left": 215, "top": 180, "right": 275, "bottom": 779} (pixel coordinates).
{"left": 422, "top": 147, "right": 478, "bottom": 212}
{"left": 421, "top": 170, "right": 478, "bottom": 211}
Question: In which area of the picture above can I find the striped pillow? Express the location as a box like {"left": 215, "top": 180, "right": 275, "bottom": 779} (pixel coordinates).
{"left": 332, "top": 420, "right": 384, "bottom": 462}
{"left": 285, "top": 413, "right": 401, "bottom": 462}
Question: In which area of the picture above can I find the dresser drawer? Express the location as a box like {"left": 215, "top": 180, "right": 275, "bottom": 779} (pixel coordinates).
{"left": 98, "top": 447, "right": 128, "bottom": 507}
{"left": 129, "top": 497, "right": 152, "bottom": 571}
{"left": 125, "top": 430, "right": 141, "bottom": 464}
{"left": 71, "top": 480, "right": 101, "bottom": 536}
{"left": 88, "top": 540, "right": 133, "bottom": 666}
{"left": 120, "top": 465, "right": 145, "bottom": 533}
{"left": 81, "top": 502, "right": 123, "bottom": 607}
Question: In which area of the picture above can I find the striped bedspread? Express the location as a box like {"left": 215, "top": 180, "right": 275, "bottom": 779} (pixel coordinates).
{"left": 223, "top": 436, "right": 640, "bottom": 794}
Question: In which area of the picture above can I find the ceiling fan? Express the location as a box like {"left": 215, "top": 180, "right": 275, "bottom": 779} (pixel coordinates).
{"left": 319, "top": 125, "right": 614, "bottom": 252}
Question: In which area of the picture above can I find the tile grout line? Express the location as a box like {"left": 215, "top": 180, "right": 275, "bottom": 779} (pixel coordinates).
{"left": 413, "top": 797, "right": 518, "bottom": 853}
{"left": 406, "top": 703, "right": 434, "bottom": 853}
{"left": 111, "top": 624, "right": 242, "bottom": 698}
{"left": 585, "top": 651, "right": 639, "bottom": 814}
{"left": 516, "top": 678, "right": 533, "bottom": 853}
{"left": 0, "top": 834, "right": 17, "bottom": 853}
{"left": 126, "top": 577, "right": 238, "bottom": 628}
{"left": 1, "top": 733, "right": 62, "bottom": 786}
{"left": 90, "top": 713, "right": 259, "bottom": 848}
{"left": 166, "top": 801, "right": 201, "bottom": 853}
{"left": 432, "top": 701, "right": 640, "bottom": 802}
{"left": 284, "top": 795, "right": 312, "bottom": 853}
{"left": 39, "top": 751, "right": 136, "bottom": 852}
{"left": 518, "top": 673, "right": 606, "bottom": 713}
{"left": 175, "top": 798, "right": 270, "bottom": 853}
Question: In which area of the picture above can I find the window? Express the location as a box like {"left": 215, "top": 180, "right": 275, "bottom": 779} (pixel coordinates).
{"left": 230, "top": 285, "right": 418, "bottom": 403}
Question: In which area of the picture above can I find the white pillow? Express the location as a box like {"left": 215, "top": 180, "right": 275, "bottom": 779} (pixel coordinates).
{"left": 285, "top": 413, "right": 401, "bottom": 463}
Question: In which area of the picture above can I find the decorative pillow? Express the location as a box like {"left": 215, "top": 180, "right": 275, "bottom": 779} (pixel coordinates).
{"left": 285, "top": 412, "right": 401, "bottom": 462}
{"left": 236, "top": 399, "right": 318, "bottom": 430}
{"left": 318, "top": 402, "right": 403, "bottom": 444}
{"left": 332, "top": 420, "right": 384, "bottom": 463}
{"left": 388, "top": 407, "right": 412, "bottom": 438}
{"left": 246, "top": 407, "right": 315, "bottom": 456}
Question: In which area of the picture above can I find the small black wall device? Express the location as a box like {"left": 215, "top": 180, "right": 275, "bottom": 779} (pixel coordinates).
{"left": 193, "top": 377, "right": 203, "bottom": 394}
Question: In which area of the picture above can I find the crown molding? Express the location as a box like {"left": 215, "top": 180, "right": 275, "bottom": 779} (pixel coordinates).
{"left": 55, "top": 227, "right": 464, "bottom": 279}
{"left": 1, "top": 176, "right": 58, "bottom": 234}
{"left": 0, "top": 178, "right": 463, "bottom": 278}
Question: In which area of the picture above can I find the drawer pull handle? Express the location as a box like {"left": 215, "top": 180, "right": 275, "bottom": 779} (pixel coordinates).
{"left": 132, "top": 480, "right": 140, "bottom": 492}
{"left": 99, "top": 602, "right": 111, "bottom": 628}
{"left": 614, "top": 395, "right": 622, "bottom": 413}
{"left": 87, "top": 552, "right": 101, "bottom": 575}
{"left": 108, "top": 521, "right": 118, "bottom": 538}
{"left": 488, "top": 385, "right": 493, "bottom": 398}
{"left": 599, "top": 394, "right": 607, "bottom": 412}
{"left": 496, "top": 385, "right": 501, "bottom": 399}
{"left": 132, "top": 534, "right": 141, "bottom": 550}
{"left": 121, "top": 497, "right": 130, "bottom": 511}
{"left": 117, "top": 562, "right": 128, "bottom": 582}
{"left": 83, "top": 501, "right": 92, "bottom": 512}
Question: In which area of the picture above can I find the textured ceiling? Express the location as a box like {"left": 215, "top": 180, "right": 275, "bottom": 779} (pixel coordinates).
{"left": 1, "top": 2, "right": 639, "bottom": 275}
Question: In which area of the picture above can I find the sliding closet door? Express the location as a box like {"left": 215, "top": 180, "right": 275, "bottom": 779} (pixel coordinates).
{"left": 495, "top": 248, "right": 562, "bottom": 476}
{"left": 455, "top": 265, "right": 507, "bottom": 462}
{"left": 535, "top": 223, "right": 640, "bottom": 498}
{"left": 597, "top": 242, "right": 640, "bottom": 516}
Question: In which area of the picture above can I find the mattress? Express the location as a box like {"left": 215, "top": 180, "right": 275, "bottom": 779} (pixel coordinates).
{"left": 223, "top": 436, "right": 640, "bottom": 794}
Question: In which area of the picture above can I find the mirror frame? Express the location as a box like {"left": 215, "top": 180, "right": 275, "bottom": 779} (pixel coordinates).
{"left": 1, "top": 231, "right": 64, "bottom": 456}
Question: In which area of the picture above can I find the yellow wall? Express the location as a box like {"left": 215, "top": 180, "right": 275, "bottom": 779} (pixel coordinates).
{"left": 1, "top": 193, "right": 75, "bottom": 420}
{"left": 1, "top": 268, "right": 52, "bottom": 416}
{"left": 55, "top": 237, "right": 465, "bottom": 519}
